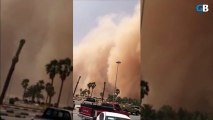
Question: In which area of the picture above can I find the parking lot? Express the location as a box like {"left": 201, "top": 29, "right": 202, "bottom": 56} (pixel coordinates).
{"left": 0, "top": 104, "right": 140, "bottom": 120}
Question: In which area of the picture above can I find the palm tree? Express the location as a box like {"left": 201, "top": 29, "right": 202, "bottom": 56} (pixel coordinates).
{"left": 56, "top": 58, "right": 72, "bottom": 107}
{"left": 25, "top": 85, "right": 37, "bottom": 102}
{"left": 24, "top": 80, "right": 45, "bottom": 103}
{"left": 45, "top": 83, "right": 55, "bottom": 105}
{"left": 80, "top": 88, "right": 83, "bottom": 96}
{"left": 115, "top": 88, "right": 120, "bottom": 97}
{"left": 37, "top": 80, "right": 45, "bottom": 89}
{"left": 46, "top": 60, "right": 59, "bottom": 85}
{"left": 100, "top": 92, "right": 103, "bottom": 98}
{"left": 21, "top": 79, "right": 29, "bottom": 100}
{"left": 81, "top": 89, "right": 88, "bottom": 97}
{"left": 46, "top": 59, "right": 58, "bottom": 104}
{"left": 87, "top": 82, "right": 92, "bottom": 96}
{"left": 90, "top": 82, "right": 96, "bottom": 97}
{"left": 35, "top": 92, "right": 44, "bottom": 103}
{"left": 35, "top": 80, "right": 45, "bottom": 103}
{"left": 141, "top": 80, "right": 149, "bottom": 103}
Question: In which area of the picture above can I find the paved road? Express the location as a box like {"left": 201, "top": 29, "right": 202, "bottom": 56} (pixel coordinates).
{"left": 1, "top": 105, "right": 140, "bottom": 120}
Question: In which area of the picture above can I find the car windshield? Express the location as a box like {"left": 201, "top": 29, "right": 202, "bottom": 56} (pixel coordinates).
{"left": 102, "top": 103, "right": 113, "bottom": 107}
{"left": 86, "top": 98, "right": 96, "bottom": 102}
{"left": 133, "top": 106, "right": 140, "bottom": 109}
{"left": 105, "top": 116, "right": 130, "bottom": 120}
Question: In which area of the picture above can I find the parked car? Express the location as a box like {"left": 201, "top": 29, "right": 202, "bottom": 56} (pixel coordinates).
{"left": 126, "top": 106, "right": 140, "bottom": 115}
{"left": 121, "top": 104, "right": 140, "bottom": 116}
{"left": 78, "top": 102, "right": 129, "bottom": 120}
{"left": 32, "top": 107, "right": 73, "bottom": 120}
{"left": 96, "top": 112, "right": 131, "bottom": 120}
{"left": 82, "top": 97, "right": 98, "bottom": 105}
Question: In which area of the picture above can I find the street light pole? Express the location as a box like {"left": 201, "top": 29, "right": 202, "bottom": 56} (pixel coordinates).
{"left": 113, "top": 61, "right": 121, "bottom": 102}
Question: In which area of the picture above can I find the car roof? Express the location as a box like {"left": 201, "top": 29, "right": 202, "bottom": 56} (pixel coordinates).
{"left": 104, "top": 112, "right": 130, "bottom": 119}
{"left": 48, "top": 107, "right": 72, "bottom": 113}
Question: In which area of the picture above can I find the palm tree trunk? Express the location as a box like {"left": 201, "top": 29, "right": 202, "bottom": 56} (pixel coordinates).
{"left": 51, "top": 78, "right": 54, "bottom": 85}
{"left": 48, "top": 78, "right": 54, "bottom": 106}
{"left": 23, "top": 89, "right": 26, "bottom": 100}
{"left": 91, "top": 89, "right": 93, "bottom": 97}
{"left": 0, "top": 40, "right": 25, "bottom": 105}
{"left": 57, "top": 80, "right": 64, "bottom": 107}
{"left": 46, "top": 95, "right": 48, "bottom": 105}
{"left": 32, "top": 95, "right": 35, "bottom": 102}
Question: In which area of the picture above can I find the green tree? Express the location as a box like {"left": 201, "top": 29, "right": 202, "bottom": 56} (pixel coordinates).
{"left": 116, "top": 96, "right": 122, "bottom": 103}
{"left": 132, "top": 99, "right": 140, "bottom": 106}
{"left": 141, "top": 80, "right": 149, "bottom": 103}
{"left": 141, "top": 104, "right": 156, "bottom": 120}
{"left": 25, "top": 85, "right": 37, "bottom": 102}
{"left": 191, "top": 111, "right": 208, "bottom": 120}
{"left": 90, "top": 82, "right": 96, "bottom": 97}
{"left": 122, "top": 97, "right": 129, "bottom": 104}
{"left": 21, "top": 79, "right": 29, "bottom": 100}
{"left": 107, "top": 94, "right": 114, "bottom": 102}
{"left": 56, "top": 58, "right": 72, "bottom": 107}
{"left": 35, "top": 80, "right": 45, "bottom": 102}
{"left": 25, "top": 80, "right": 45, "bottom": 103}
{"left": 45, "top": 82, "right": 55, "bottom": 105}
{"left": 177, "top": 107, "right": 192, "bottom": 120}
{"left": 157, "top": 105, "right": 176, "bottom": 120}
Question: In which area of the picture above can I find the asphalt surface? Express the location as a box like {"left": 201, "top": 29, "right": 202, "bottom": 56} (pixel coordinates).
{"left": 0, "top": 104, "right": 140, "bottom": 120}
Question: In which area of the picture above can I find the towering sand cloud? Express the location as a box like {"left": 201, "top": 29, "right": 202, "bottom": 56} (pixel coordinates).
{"left": 74, "top": 4, "right": 140, "bottom": 99}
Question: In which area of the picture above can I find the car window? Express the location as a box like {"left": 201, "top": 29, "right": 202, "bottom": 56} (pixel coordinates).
{"left": 45, "top": 109, "right": 52, "bottom": 116}
{"left": 105, "top": 116, "right": 130, "bottom": 120}
{"left": 102, "top": 103, "right": 113, "bottom": 107}
{"left": 63, "top": 111, "right": 71, "bottom": 120}
{"left": 99, "top": 113, "right": 104, "bottom": 120}
{"left": 52, "top": 110, "right": 58, "bottom": 118}
{"left": 58, "top": 111, "right": 63, "bottom": 118}
{"left": 43, "top": 108, "right": 53, "bottom": 118}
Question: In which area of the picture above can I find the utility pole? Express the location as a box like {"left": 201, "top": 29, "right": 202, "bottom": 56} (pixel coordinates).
{"left": 0, "top": 39, "right": 26, "bottom": 105}
{"left": 113, "top": 61, "right": 121, "bottom": 102}
{"left": 101, "top": 82, "right": 106, "bottom": 102}
{"left": 73, "top": 76, "right": 81, "bottom": 96}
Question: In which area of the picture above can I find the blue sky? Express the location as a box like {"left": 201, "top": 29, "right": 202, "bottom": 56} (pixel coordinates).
{"left": 74, "top": 0, "right": 139, "bottom": 45}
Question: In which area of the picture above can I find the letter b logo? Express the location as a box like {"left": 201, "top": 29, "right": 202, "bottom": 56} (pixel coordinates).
{"left": 203, "top": 4, "right": 209, "bottom": 12}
